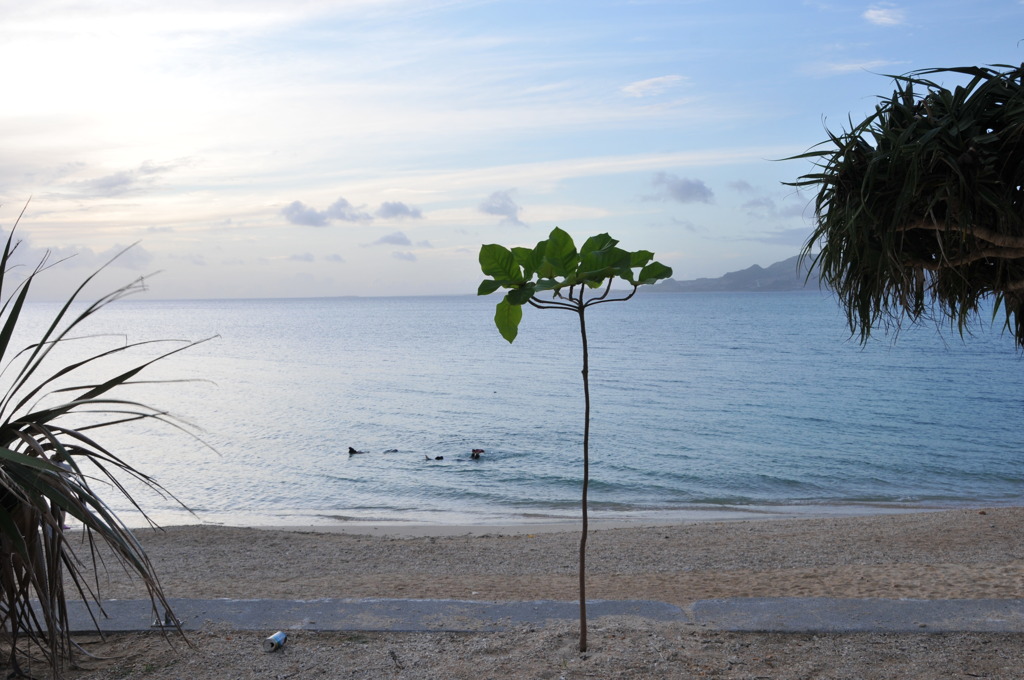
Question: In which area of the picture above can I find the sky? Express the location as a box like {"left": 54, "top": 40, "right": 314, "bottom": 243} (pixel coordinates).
{"left": 2, "top": 0, "right": 1024, "bottom": 300}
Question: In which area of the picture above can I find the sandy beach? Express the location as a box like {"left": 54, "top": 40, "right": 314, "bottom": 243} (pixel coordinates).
{"left": 31, "top": 507, "right": 1024, "bottom": 678}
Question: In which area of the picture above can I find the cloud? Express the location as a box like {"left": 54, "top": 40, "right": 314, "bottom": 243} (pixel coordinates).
{"left": 70, "top": 161, "right": 176, "bottom": 198}
{"left": 728, "top": 180, "right": 755, "bottom": 193}
{"left": 622, "top": 75, "right": 685, "bottom": 98}
{"left": 392, "top": 251, "right": 416, "bottom": 262}
{"left": 749, "top": 227, "right": 813, "bottom": 247}
{"left": 282, "top": 196, "right": 372, "bottom": 226}
{"left": 742, "top": 197, "right": 777, "bottom": 214}
{"left": 325, "top": 253, "right": 345, "bottom": 263}
{"left": 0, "top": 231, "right": 155, "bottom": 272}
{"left": 802, "top": 59, "right": 901, "bottom": 76}
{"left": 289, "top": 252, "right": 315, "bottom": 262}
{"left": 325, "top": 197, "right": 372, "bottom": 222}
{"left": 670, "top": 217, "right": 698, "bottom": 233}
{"left": 779, "top": 202, "right": 809, "bottom": 219}
{"left": 649, "top": 172, "right": 714, "bottom": 204}
{"left": 282, "top": 200, "right": 330, "bottom": 227}
{"left": 36, "top": 243, "right": 154, "bottom": 270}
{"left": 375, "top": 201, "right": 423, "bottom": 219}
{"left": 170, "top": 252, "right": 207, "bottom": 267}
{"left": 479, "top": 189, "right": 525, "bottom": 226}
{"left": 863, "top": 5, "right": 906, "bottom": 26}
{"left": 370, "top": 231, "right": 412, "bottom": 246}
{"left": 742, "top": 195, "right": 809, "bottom": 220}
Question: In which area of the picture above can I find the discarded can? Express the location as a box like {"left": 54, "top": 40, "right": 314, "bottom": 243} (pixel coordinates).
{"left": 263, "top": 631, "right": 287, "bottom": 652}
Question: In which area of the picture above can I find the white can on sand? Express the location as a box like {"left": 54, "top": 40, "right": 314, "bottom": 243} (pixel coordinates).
{"left": 263, "top": 631, "right": 288, "bottom": 652}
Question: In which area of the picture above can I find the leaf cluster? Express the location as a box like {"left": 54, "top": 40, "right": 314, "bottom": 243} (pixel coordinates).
{"left": 0, "top": 215, "right": 212, "bottom": 676}
{"left": 478, "top": 227, "right": 672, "bottom": 342}
{"left": 789, "top": 64, "right": 1024, "bottom": 345}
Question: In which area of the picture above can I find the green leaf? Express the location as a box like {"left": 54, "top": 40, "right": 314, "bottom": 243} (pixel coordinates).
{"left": 542, "top": 228, "right": 578, "bottom": 277}
{"left": 536, "top": 258, "right": 556, "bottom": 279}
{"left": 512, "top": 246, "right": 542, "bottom": 280}
{"left": 638, "top": 261, "right": 673, "bottom": 284}
{"left": 579, "top": 246, "right": 631, "bottom": 279}
{"left": 477, "top": 279, "right": 504, "bottom": 296}
{"left": 494, "top": 297, "right": 523, "bottom": 343}
{"left": 0, "top": 447, "right": 54, "bottom": 470}
{"left": 506, "top": 284, "right": 536, "bottom": 305}
{"left": 479, "top": 244, "right": 523, "bottom": 282}
{"left": 580, "top": 233, "right": 618, "bottom": 255}
{"left": 630, "top": 250, "right": 654, "bottom": 268}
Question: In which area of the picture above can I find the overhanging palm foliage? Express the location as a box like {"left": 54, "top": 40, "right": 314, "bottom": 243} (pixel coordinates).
{"left": 789, "top": 64, "right": 1024, "bottom": 346}
{"left": 0, "top": 216, "right": 210, "bottom": 678}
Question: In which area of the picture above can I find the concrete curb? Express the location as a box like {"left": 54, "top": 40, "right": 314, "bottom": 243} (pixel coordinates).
{"left": 58, "top": 597, "right": 1024, "bottom": 635}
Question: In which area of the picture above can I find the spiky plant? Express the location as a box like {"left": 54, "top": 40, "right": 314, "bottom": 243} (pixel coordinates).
{"left": 0, "top": 213, "right": 208, "bottom": 678}
{"left": 789, "top": 64, "right": 1024, "bottom": 346}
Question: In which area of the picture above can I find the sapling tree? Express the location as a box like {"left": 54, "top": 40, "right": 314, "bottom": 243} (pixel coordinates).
{"left": 478, "top": 227, "right": 672, "bottom": 652}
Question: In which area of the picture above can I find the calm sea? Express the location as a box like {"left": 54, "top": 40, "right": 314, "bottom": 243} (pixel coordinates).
{"left": 16, "top": 291, "right": 1024, "bottom": 527}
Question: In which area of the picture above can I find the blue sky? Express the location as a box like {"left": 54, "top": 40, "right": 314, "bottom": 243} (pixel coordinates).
{"left": 2, "top": 0, "right": 1023, "bottom": 299}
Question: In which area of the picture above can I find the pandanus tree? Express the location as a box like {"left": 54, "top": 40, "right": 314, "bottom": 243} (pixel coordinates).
{"left": 789, "top": 64, "right": 1024, "bottom": 347}
{"left": 0, "top": 213, "right": 208, "bottom": 678}
{"left": 478, "top": 227, "right": 671, "bottom": 652}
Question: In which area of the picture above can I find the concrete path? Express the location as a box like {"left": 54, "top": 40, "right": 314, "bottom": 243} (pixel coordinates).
{"left": 60, "top": 597, "right": 1024, "bottom": 635}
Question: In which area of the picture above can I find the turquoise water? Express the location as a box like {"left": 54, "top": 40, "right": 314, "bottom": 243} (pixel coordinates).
{"left": 16, "top": 291, "right": 1024, "bottom": 526}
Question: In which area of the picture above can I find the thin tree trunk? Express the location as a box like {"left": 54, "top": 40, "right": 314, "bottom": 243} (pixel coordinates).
{"left": 578, "top": 306, "right": 589, "bottom": 653}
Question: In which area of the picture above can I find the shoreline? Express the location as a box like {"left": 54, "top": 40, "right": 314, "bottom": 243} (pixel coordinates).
{"left": 131, "top": 500, "right": 979, "bottom": 536}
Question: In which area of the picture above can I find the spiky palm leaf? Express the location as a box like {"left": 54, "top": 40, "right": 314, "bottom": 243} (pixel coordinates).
{"left": 0, "top": 217, "right": 210, "bottom": 678}
{"left": 789, "top": 64, "right": 1024, "bottom": 346}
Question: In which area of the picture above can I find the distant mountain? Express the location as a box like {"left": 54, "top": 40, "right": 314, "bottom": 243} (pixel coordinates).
{"left": 650, "top": 255, "right": 819, "bottom": 293}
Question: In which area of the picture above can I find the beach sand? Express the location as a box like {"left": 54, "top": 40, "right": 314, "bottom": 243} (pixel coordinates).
{"left": 32, "top": 507, "right": 1024, "bottom": 678}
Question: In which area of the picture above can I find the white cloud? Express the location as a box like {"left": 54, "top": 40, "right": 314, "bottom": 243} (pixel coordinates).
{"left": 749, "top": 227, "right": 812, "bottom": 247}
{"left": 376, "top": 201, "right": 423, "bottom": 219}
{"left": 649, "top": 172, "right": 714, "bottom": 204}
{"left": 0, "top": 229, "right": 154, "bottom": 279}
{"left": 863, "top": 5, "right": 906, "bottom": 26}
{"left": 325, "top": 197, "right": 373, "bottom": 222}
{"left": 282, "top": 196, "right": 373, "bottom": 226}
{"left": 621, "top": 75, "right": 685, "bottom": 98}
{"left": 282, "top": 201, "right": 330, "bottom": 227}
{"left": 742, "top": 197, "right": 776, "bottom": 214}
{"left": 803, "top": 60, "right": 902, "bottom": 76}
{"left": 370, "top": 231, "right": 412, "bottom": 247}
{"left": 479, "top": 189, "right": 525, "bottom": 226}
{"left": 65, "top": 161, "right": 180, "bottom": 198}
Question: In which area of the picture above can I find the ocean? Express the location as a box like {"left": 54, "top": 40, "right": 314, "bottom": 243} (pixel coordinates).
{"left": 16, "top": 290, "right": 1024, "bottom": 527}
